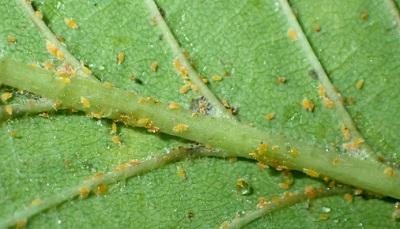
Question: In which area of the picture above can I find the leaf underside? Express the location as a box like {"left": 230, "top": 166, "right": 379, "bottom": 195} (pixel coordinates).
{"left": 0, "top": 0, "right": 399, "bottom": 228}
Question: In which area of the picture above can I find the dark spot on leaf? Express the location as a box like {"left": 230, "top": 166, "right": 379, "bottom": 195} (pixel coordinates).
{"left": 236, "top": 178, "right": 253, "bottom": 196}
{"left": 360, "top": 11, "right": 369, "bottom": 21}
{"left": 129, "top": 75, "right": 143, "bottom": 85}
{"left": 308, "top": 69, "right": 318, "bottom": 80}
{"left": 187, "top": 209, "right": 195, "bottom": 220}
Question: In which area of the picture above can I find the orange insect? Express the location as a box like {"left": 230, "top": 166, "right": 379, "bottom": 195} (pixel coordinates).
{"left": 304, "top": 185, "right": 316, "bottom": 199}
{"left": 287, "top": 28, "right": 297, "bottom": 40}
{"left": 264, "top": 112, "right": 275, "bottom": 121}
{"left": 344, "top": 193, "right": 353, "bottom": 202}
{"left": 64, "top": 18, "right": 79, "bottom": 29}
{"left": 46, "top": 41, "right": 64, "bottom": 60}
{"left": 302, "top": 98, "right": 315, "bottom": 112}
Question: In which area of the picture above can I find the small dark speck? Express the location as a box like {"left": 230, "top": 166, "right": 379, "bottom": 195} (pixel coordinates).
{"left": 360, "top": 11, "right": 369, "bottom": 21}
{"left": 129, "top": 75, "right": 143, "bottom": 85}
{"left": 187, "top": 209, "right": 195, "bottom": 220}
{"left": 133, "top": 78, "right": 143, "bottom": 85}
{"left": 308, "top": 69, "right": 318, "bottom": 80}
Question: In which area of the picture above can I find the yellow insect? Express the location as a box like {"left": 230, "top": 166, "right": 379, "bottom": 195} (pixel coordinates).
{"left": 4, "top": 105, "right": 12, "bottom": 115}
{"left": 264, "top": 112, "right": 275, "bottom": 121}
{"left": 174, "top": 59, "right": 188, "bottom": 78}
{"left": 80, "top": 96, "right": 91, "bottom": 108}
{"left": 257, "top": 162, "right": 269, "bottom": 170}
{"left": 302, "top": 98, "right": 315, "bottom": 112}
{"left": 344, "top": 137, "right": 364, "bottom": 151}
{"left": 257, "top": 197, "right": 268, "bottom": 209}
{"left": 289, "top": 147, "right": 299, "bottom": 157}
{"left": 31, "top": 198, "right": 43, "bottom": 206}
{"left": 168, "top": 102, "right": 181, "bottom": 110}
{"left": 384, "top": 167, "right": 396, "bottom": 177}
{"left": 287, "top": 28, "right": 297, "bottom": 40}
{"left": 303, "top": 168, "right": 319, "bottom": 178}
{"left": 56, "top": 63, "right": 76, "bottom": 78}
{"left": 111, "top": 135, "right": 121, "bottom": 144}
{"left": 211, "top": 75, "right": 222, "bottom": 82}
{"left": 172, "top": 123, "right": 189, "bottom": 133}
{"left": 8, "top": 130, "right": 17, "bottom": 138}
{"left": 102, "top": 81, "right": 113, "bottom": 89}
{"left": 355, "top": 79, "right": 364, "bottom": 90}
{"left": 354, "top": 188, "right": 363, "bottom": 196}
{"left": 95, "top": 184, "right": 108, "bottom": 195}
{"left": 150, "top": 62, "right": 158, "bottom": 72}
{"left": 42, "top": 60, "right": 54, "bottom": 70}
{"left": 319, "top": 213, "right": 329, "bottom": 221}
{"left": 111, "top": 122, "right": 117, "bottom": 134}
{"left": 82, "top": 64, "right": 92, "bottom": 76}
{"left": 340, "top": 124, "right": 351, "bottom": 141}
{"left": 79, "top": 186, "right": 90, "bottom": 199}
{"left": 177, "top": 166, "right": 186, "bottom": 179}
{"left": 318, "top": 84, "right": 326, "bottom": 97}
{"left": 35, "top": 10, "right": 43, "bottom": 19}
{"left": 46, "top": 41, "right": 64, "bottom": 60}
{"left": 323, "top": 97, "right": 334, "bottom": 108}
{"left": 179, "top": 83, "right": 191, "bottom": 94}
{"left": 64, "top": 18, "right": 79, "bottom": 29}
{"left": 1, "top": 92, "right": 12, "bottom": 102}
{"left": 7, "top": 35, "right": 16, "bottom": 44}
{"left": 276, "top": 76, "right": 287, "bottom": 84}
{"left": 249, "top": 143, "right": 269, "bottom": 163}
{"left": 87, "top": 111, "right": 103, "bottom": 119}
{"left": 117, "top": 52, "right": 125, "bottom": 65}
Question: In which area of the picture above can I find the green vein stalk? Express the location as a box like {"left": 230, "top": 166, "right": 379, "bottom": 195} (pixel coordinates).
{"left": 221, "top": 186, "right": 350, "bottom": 229}
{"left": 0, "top": 59, "right": 399, "bottom": 200}
{"left": 279, "top": 0, "right": 377, "bottom": 161}
{"left": 0, "top": 99, "right": 54, "bottom": 121}
{"left": 0, "top": 146, "right": 220, "bottom": 229}
{"left": 145, "top": 0, "right": 235, "bottom": 119}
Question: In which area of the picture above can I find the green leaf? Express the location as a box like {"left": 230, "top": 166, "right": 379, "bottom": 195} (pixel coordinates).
{"left": 1, "top": 0, "right": 399, "bottom": 228}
